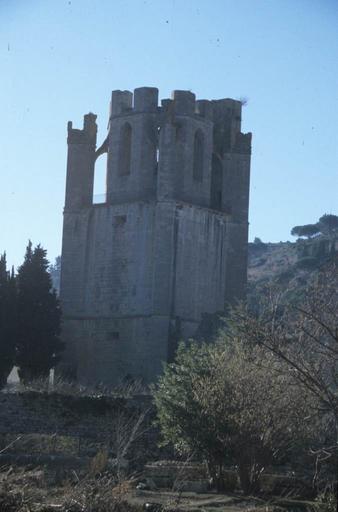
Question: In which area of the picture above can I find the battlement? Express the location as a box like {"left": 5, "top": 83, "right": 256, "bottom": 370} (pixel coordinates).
{"left": 67, "top": 113, "right": 97, "bottom": 145}
{"left": 66, "top": 90, "right": 247, "bottom": 135}
{"left": 65, "top": 87, "right": 251, "bottom": 217}
{"left": 171, "top": 90, "right": 196, "bottom": 115}
{"left": 108, "top": 87, "right": 245, "bottom": 128}
{"left": 110, "top": 87, "right": 159, "bottom": 117}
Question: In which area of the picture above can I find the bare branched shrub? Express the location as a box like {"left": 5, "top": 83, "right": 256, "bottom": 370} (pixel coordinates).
{"left": 90, "top": 448, "right": 109, "bottom": 476}
{"left": 228, "top": 259, "right": 338, "bottom": 492}
{"left": 61, "top": 474, "right": 139, "bottom": 512}
{"left": 110, "top": 406, "right": 150, "bottom": 481}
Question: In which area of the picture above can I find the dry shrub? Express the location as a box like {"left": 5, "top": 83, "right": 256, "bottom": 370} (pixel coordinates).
{"left": 0, "top": 464, "right": 140, "bottom": 512}
{"left": 61, "top": 474, "right": 139, "bottom": 512}
{"left": 0, "top": 490, "right": 21, "bottom": 512}
{"left": 15, "top": 375, "right": 148, "bottom": 398}
{"left": 90, "top": 449, "right": 109, "bottom": 476}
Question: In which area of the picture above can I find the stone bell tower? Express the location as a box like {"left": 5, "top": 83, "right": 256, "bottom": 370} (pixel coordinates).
{"left": 60, "top": 87, "right": 252, "bottom": 385}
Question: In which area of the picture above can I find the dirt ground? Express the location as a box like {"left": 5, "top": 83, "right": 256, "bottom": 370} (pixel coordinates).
{"left": 0, "top": 466, "right": 321, "bottom": 512}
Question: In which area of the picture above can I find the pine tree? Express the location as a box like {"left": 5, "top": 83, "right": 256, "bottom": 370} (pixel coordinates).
{"left": 290, "top": 223, "right": 320, "bottom": 239}
{"left": 16, "top": 242, "right": 63, "bottom": 383}
{"left": 0, "top": 253, "right": 17, "bottom": 389}
{"left": 318, "top": 213, "right": 338, "bottom": 235}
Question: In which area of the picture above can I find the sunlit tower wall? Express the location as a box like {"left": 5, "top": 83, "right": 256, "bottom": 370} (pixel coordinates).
{"left": 59, "top": 87, "right": 252, "bottom": 385}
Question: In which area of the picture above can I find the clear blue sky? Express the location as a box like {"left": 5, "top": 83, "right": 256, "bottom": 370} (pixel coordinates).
{"left": 1, "top": 0, "right": 337, "bottom": 269}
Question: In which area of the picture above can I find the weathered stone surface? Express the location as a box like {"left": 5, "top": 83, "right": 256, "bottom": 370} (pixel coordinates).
{"left": 60, "top": 87, "right": 252, "bottom": 385}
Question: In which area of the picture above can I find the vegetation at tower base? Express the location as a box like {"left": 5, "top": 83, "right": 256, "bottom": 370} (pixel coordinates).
{"left": 153, "top": 258, "right": 338, "bottom": 496}
{"left": 16, "top": 241, "right": 64, "bottom": 384}
{"left": 231, "top": 259, "right": 338, "bottom": 493}
{"left": 1, "top": 222, "right": 336, "bottom": 506}
{"left": 153, "top": 340, "right": 320, "bottom": 495}
{"left": 0, "top": 253, "right": 17, "bottom": 389}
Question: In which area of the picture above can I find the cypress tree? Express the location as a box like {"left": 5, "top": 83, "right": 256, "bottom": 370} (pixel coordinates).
{"left": 0, "top": 253, "right": 17, "bottom": 389}
{"left": 16, "top": 242, "right": 63, "bottom": 383}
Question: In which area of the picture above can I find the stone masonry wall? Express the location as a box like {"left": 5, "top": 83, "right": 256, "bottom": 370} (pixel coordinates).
{"left": 60, "top": 87, "right": 251, "bottom": 385}
{"left": 0, "top": 392, "right": 152, "bottom": 439}
{"left": 62, "top": 200, "right": 232, "bottom": 385}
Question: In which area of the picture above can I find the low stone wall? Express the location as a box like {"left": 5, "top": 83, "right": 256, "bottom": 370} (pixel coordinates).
{"left": 0, "top": 391, "right": 152, "bottom": 439}
{"left": 144, "top": 461, "right": 210, "bottom": 492}
{"left": 144, "top": 462, "right": 313, "bottom": 496}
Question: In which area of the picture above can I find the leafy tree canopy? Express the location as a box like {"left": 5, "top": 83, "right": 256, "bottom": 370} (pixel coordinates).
{"left": 318, "top": 213, "right": 338, "bottom": 234}
{"left": 153, "top": 336, "right": 316, "bottom": 494}
{"left": 291, "top": 213, "right": 338, "bottom": 239}
{"left": 291, "top": 224, "right": 320, "bottom": 239}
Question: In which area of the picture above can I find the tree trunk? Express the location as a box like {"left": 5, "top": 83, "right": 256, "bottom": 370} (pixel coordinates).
{"left": 238, "top": 462, "right": 261, "bottom": 495}
{"left": 238, "top": 463, "right": 251, "bottom": 495}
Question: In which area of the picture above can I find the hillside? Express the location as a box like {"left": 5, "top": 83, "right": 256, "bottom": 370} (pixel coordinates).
{"left": 248, "top": 241, "right": 298, "bottom": 283}
{"left": 247, "top": 234, "right": 338, "bottom": 305}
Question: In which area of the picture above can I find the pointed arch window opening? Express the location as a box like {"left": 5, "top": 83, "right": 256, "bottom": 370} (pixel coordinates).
{"left": 93, "top": 153, "right": 108, "bottom": 204}
{"left": 193, "top": 129, "right": 204, "bottom": 182}
{"left": 118, "top": 122, "right": 132, "bottom": 176}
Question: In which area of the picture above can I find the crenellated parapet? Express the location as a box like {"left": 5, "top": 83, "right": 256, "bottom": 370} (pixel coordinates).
{"left": 109, "top": 87, "right": 158, "bottom": 119}
{"left": 67, "top": 113, "right": 97, "bottom": 146}
{"left": 64, "top": 87, "right": 252, "bottom": 216}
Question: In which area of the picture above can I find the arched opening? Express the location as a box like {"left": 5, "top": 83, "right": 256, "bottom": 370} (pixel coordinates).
{"left": 193, "top": 129, "right": 204, "bottom": 182}
{"left": 118, "top": 123, "right": 132, "bottom": 176}
{"left": 93, "top": 153, "right": 107, "bottom": 204}
{"left": 210, "top": 154, "right": 223, "bottom": 210}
